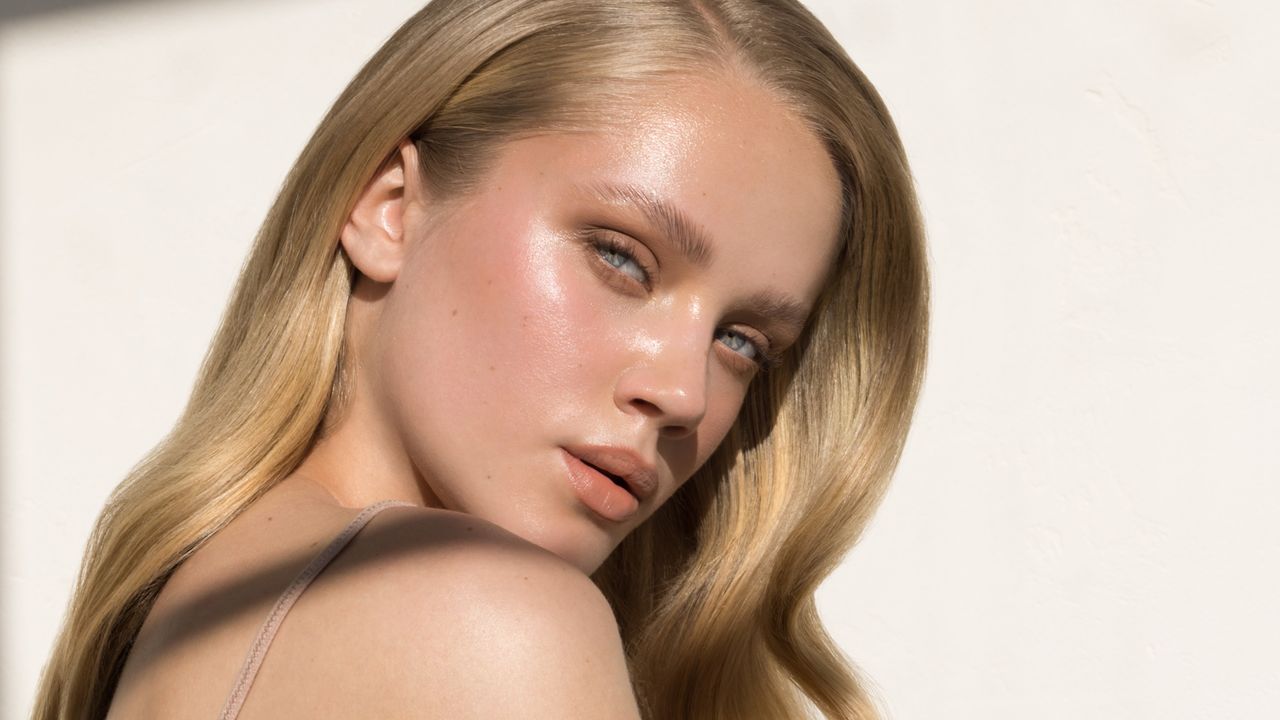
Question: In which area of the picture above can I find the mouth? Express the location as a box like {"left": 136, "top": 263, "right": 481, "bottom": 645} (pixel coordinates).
{"left": 560, "top": 447, "right": 643, "bottom": 523}
{"left": 561, "top": 442, "right": 659, "bottom": 503}
{"left": 582, "top": 461, "right": 633, "bottom": 497}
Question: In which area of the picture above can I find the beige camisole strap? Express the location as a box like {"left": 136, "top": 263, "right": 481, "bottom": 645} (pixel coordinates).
{"left": 217, "top": 498, "right": 418, "bottom": 720}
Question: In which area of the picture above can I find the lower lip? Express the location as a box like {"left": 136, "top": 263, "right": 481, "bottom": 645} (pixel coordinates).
{"left": 560, "top": 448, "right": 639, "bottom": 522}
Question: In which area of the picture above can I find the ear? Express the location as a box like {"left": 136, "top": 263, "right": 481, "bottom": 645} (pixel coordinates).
{"left": 339, "top": 139, "right": 424, "bottom": 283}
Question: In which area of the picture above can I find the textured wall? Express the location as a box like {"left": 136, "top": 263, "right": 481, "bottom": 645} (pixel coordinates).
{"left": 2, "top": 1, "right": 1277, "bottom": 718}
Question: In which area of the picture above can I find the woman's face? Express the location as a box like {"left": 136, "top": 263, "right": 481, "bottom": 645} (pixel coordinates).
{"left": 357, "top": 73, "right": 842, "bottom": 573}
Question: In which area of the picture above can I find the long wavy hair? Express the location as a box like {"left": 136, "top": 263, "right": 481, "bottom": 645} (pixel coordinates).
{"left": 32, "top": 1, "right": 929, "bottom": 718}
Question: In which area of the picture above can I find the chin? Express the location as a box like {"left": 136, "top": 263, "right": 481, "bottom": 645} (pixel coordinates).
{"left": 456, "top": 489, "right": 627, "bottom": 575}
{"left": 525, "top": 518, "right": 621, "bottom": 576}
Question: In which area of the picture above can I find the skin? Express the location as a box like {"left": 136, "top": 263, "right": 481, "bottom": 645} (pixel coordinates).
{"left": 107, "top": 69, "right": 843, "bottom": 719}
{"left": 287, "top": 69, "right": 843, "bottom": 575}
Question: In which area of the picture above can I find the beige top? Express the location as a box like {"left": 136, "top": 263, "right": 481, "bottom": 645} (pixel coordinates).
{"left": 216, "top": 499, "right": 418, "bottom": 720}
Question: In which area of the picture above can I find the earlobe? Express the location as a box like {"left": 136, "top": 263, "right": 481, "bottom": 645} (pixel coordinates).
{"left": 339, "top": 139, "right": 421, "bottom": 284}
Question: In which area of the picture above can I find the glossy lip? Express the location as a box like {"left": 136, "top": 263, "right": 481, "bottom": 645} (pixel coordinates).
{"left": 560, "top": 447, "right": 641, "bottom": 522}
{"left": 561, "top": 442, "right": 659, "bottom": 502}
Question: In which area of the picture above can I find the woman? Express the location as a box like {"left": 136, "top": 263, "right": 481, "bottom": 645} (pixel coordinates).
{"left": 34, "top": 0, "right": 928, "bottom": 718}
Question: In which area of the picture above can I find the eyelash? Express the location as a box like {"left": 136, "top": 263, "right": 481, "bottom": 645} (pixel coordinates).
{"left": 584, "top": 231, "right": 784, "bottom": 375}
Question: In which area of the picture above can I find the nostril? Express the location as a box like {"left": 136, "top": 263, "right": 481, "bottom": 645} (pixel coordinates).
{"left": 660, "top": 425, "right": 694, "bottom": 440}
{"left": 630, "top": 398, "right": 663, "bottom": 416}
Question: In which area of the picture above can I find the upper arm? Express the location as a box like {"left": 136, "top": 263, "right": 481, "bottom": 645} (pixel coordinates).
{"left": 301, "top": 507, "right": 643, "bottom": 719}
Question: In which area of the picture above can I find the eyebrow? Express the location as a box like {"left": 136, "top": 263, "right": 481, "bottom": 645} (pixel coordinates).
{"left": 576, "top": 180, "right": 814, "bottom": 341}
{"left": 580, "top": 180, "right": 715, "bottom": 269}
{"left": 739, "top": 289, "right": 813, "bottom": 342}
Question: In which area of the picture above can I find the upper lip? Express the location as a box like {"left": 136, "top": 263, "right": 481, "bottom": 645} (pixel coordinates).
{"left": 563, "top": 443, "right": 659, "bottom": 502}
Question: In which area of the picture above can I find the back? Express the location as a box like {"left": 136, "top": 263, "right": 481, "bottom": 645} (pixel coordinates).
{"left": 105, "top": 477, "right": 641, "bottom": 719}
{"left": 218, "top": 498, "right": 416, "bottom": 719}
{"left": 105, "top": 479, "right": 375, "bottom": 718}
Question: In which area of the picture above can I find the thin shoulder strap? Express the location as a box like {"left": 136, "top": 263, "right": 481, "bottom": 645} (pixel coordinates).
{"left": 217, "top": 498, "right": 418, "bottom": 720}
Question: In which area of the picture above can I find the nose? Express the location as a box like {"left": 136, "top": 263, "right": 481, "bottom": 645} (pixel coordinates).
{"left": 614, "top": 337, "right": 709, "bottom": 440}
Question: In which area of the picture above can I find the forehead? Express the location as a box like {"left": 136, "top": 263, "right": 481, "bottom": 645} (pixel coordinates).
{"left": 481, "top": 74, "right": 844, "bottom": 307}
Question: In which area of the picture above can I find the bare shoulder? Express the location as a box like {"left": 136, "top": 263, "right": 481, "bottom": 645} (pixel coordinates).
{"left": 242, "top": 505, "right": 642, "bottom": 719}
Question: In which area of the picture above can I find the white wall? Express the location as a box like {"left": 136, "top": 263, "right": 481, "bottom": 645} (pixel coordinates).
{"left": 2, "top": 1, "right": 1276, "bottom": 718}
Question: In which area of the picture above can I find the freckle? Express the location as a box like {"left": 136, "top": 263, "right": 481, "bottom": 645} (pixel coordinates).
{"left": 487, "top": 279, "right": 493, "bottom": 286}
{"left": 486, "top": 474, "right": 492, "bottom": 479}
{"left": 451, "top": 308, "right": 458, "bottom": 316}
{"left": 489, "top": 365, "right": 495, "bottom": 371}
{"left": 466, "top": 526, "right": 474, "bottom": 532}
{"left": 266, "top": 516, "right": 272, "bottom": 522}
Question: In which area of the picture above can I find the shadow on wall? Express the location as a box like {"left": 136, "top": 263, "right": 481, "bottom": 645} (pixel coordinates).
{"left": 1, "top": 1, "right": 235, "bottom": 715}
{"left": 0, "top": 0, "right": 135, "bottom": 24}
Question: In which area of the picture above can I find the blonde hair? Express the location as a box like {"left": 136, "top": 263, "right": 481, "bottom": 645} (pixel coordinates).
{"left": 33, "top": 1, "right": 929, "bottom": 718}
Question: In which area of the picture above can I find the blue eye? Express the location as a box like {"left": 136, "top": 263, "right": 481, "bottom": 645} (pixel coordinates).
{"left": 717, "top": 329, "right": 756, "bottom": 358}
{"left": 715, "top": 328, "right": 781, "bottom": 374}
{"left": 595, "top": 240, "right": 650, "bottom": 285}
{"left": 585, "top": 231, "right": 781, "bottom": 375}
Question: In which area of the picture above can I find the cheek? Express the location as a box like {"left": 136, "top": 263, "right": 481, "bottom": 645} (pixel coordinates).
{"left": 378, "top": 219, "right": 613, "bottom": 434}
{"left": 492, "top": 229, "right": 615, "bottom": 423}
{"left": 699, "top": 399, "right": 741, "bottom": 456}
{"left": 660, "top": 376, "right": 748, "bottom": 490}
